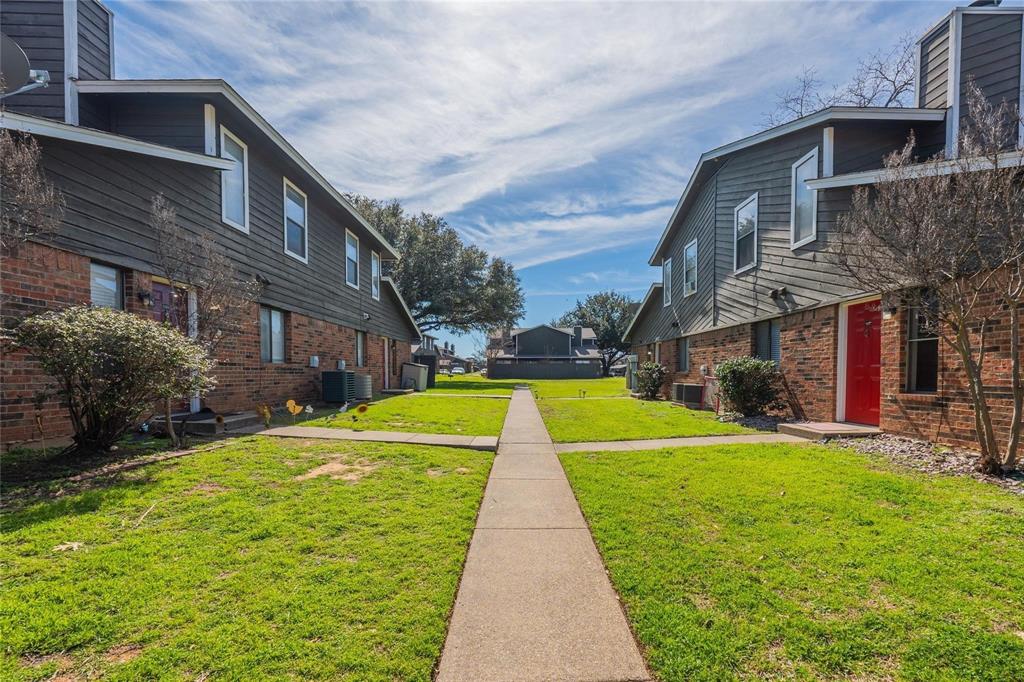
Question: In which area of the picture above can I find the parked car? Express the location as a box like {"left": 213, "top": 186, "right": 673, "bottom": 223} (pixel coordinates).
{"left": 451, "top": 367, "right": 466, "bottom": 375}
{"left": 439, "top": 368, "right": 451, "bottom": 375}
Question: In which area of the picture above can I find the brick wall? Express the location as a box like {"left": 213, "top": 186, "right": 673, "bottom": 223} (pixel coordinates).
{"left": 881, "top": 300, "right": 1022, "bottom": 450}
{"left": 778, "top": 306, "right": 837, "bottom": 421}
{"left": 1, "top": 242, "right": 412, "bottom": 450}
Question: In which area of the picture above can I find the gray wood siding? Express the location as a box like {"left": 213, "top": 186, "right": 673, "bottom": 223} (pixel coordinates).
{"left": 919, "top": 23, "right": 950, "bottom": 109}
{"left": 37, "top": 136, "right": 418, "bottom": 342}
{"left": 632, "top": 174, "right": 717, "bottom": 343}
{"left": 76, "top": 0, "right": 111, "bottom": 80}
{"left": 105, "top": 95, "right": 207, "bottom": 153}
{"left": 1, "top": 0, "right": 66, "bottom": 120}
{"left": 515, "top": 327, "right": 572, "bottom": 356}
{"left": 833, "top": 120, "right": 946, "bottom": 172}
{"left": 959, "top": 12, "right": 1022, "bottom": 125}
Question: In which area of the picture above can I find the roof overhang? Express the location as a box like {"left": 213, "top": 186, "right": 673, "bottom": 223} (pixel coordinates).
{"left": 75, "top": 79, "right": 400, "bottom": 260}
{"left": 647, "top": 107, "right": 947, "bottom": 265}
{"left": 512, "top": 323, "right": 573, "bottom": 337}
{"left": 0, "top": 110, "right": 235, "bottom": 170}
{"left": 383, "top": 277, "right": 421, "bottom": 340}
{"left": 622, "top": 282, "right": 661, "bottom": 342}
{"left": 805, "top": 150, "right": 1024, "bottom": 190}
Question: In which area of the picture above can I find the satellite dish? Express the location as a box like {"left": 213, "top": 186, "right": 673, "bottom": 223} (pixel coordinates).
{"left": 1, "top": 33, "right": 32, "bottom": 93}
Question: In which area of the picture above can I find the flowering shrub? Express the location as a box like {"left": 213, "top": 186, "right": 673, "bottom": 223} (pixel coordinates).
{"left": 715, "top": 356, "right": 783, "bottom": 416}
{"left": 10, "top": 305, "right": 214, "bottom": 454}
{"left": 635, "top": 361, "right": 668, "bottom": 400}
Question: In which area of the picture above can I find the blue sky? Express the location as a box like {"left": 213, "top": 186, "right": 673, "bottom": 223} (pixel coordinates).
{"left": 108, "top": 0, "right": 957, "bottom": 356}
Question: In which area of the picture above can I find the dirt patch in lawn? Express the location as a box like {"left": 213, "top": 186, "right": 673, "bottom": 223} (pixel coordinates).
{"left": 186, "top": 482, "right": 229, "bottom": 495}
{"left": 295, "top": 458, "right": 379, "bottom": 482}
{"left": 104, "top": 643, "right": 143, "bottom": 664}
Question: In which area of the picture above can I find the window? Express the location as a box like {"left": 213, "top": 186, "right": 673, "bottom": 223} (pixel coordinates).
{"left": 220, "top": 126, "right": 249, "bottom": 232}
{"left": 283, "top": 178, "right": 307, "bottom": 262}
{"left": 683, "top": 239, "right": 697, "bottom": 297}
{"left": 734, "top": 192, "right": 758, "bottom": 272}
{"left": 259, "top": 306, "right": 285, "bottom": 363}
{"left": 791, "top": 148, "right": 818, "bottom": 248}
{"left": 754, "top": 319, "right": 781, "bottom": 367}
{"left": 371, "top": 251, "right": 381, "bottom": 300}
{"left": 90, "top": 263, "right": 123, "bottom": 309}
{"left": 356, "top": 330, "right": 366, "bottom": 367}
{"left": 906, "top": 305, "right": 938, "bottom": 392}
{"left": 677, "top": 337, "right": 689, "bottom": 372}
{"left": 346, "top": 230, "right": 359, "bottom": 289}
{"left": 662, "top": 257, "right": 672, "bottom": 306}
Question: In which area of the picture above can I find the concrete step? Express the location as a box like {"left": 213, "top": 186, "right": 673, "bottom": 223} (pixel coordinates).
{"left": 151, "top": 410, "right": 262, "bottom": 435}
{"left": 778, "top": 422, "right": 881, "bottom": 440}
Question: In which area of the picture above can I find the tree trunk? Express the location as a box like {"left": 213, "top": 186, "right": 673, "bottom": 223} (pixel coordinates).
{"left": 164, "top": 397, "right": 180, "bottom": 448}
{"left": 1005, "top": 302, "right": 1022, "bottom": 470}
{"left": 952, "top": 327, "right": 1000, "bottom": 474}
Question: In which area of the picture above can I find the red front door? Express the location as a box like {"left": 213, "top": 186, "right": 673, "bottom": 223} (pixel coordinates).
{"left": 844, "top": 300, "right": 882, "bottom": 425}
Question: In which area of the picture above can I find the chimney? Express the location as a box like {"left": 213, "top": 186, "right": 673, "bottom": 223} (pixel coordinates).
{"left": 573, "top": 326, "right": 583, "bottom": 347}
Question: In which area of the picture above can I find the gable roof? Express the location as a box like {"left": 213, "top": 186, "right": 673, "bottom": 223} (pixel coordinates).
{"left": 0, "top": 110, "right": 235, "bottom": 170}
{"left": 647, "top": 106, "right": 946, "bottom": 265}
{"left": 622, "top": 283, "right": 662, "bottom": 342}
{"left": 383, "top": 277, "right": 421, "bottom": 339}
{"left": 75, "top": 79, "right": 400, "bottom": 260}
{"left": 506, "top": 324, "right": 597, "bottom": 339}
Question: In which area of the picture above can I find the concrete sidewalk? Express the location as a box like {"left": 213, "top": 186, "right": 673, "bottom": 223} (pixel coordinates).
{"left": 259, "top": 425, "right": 498, "bottom": 451}
{"left": 436, "top": 388, "right": 649, "bottom": 682}
{"left": 553, "top": 432, "right": 805, "bottom": 453}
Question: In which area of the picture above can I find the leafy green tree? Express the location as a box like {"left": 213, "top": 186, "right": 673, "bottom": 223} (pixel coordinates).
{"left": 346, "top": 195, "right": 524, "bottom": 334}
{"left": 555, "top": 290, "right": 634, "bottom": 376}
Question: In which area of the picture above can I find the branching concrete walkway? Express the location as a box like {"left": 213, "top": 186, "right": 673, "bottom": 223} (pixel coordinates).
{"left": 259, "top": 425, "right": 498, "bottom": 451}
{"left": 437, "top": 388, "right": 649, "bottom": 682}
{"left": 553, "top": 432, "right": 805, "bottom": 453}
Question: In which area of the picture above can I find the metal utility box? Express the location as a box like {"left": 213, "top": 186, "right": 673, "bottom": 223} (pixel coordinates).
{"left": 322, "top": 370, "right": 356, "bottom": 403}
{"left": 672, "top": 382, "right": 704, "bottom": 408}
{"left": 401, "top": 362, "right": 429, "bottom": 391}
{"left": 354, "top": 373, "right": 373, "bottom": 401}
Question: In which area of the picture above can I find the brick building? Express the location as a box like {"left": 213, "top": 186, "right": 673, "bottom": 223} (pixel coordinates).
{"left": 1, "top": 0, "right": 420, "bottom": 449}
{"left": 624, "top": 3, "right": 1024, "bottom": 450}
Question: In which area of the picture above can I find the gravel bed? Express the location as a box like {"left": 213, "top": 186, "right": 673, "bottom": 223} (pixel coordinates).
{"left": 717, "top": 413, "right": 789, "bottom": 432}
{"left": 834, "top": 433, "right": 1024, "bottom": 496}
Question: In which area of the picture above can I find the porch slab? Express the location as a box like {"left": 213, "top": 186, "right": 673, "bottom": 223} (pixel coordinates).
{"left": 778, "top": 422, "right": 882, "bottom": 440}
{"left": 259, "top": 426, "right": 497, "bottom": 451}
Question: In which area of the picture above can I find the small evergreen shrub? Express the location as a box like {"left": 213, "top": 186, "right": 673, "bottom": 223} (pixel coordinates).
{"left": 715, "top": 356, "right": 783, "bottom": 416}
{"left": 10, "top": 305, "right": 215, "bottom": 454}
{"left": 635, "top": 361, "right": 668, "bottom": 400}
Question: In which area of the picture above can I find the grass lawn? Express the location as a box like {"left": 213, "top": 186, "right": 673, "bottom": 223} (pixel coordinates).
{"left": 560, "top": 443, "right": 1024, "bottom": 681}
{"left": 300, "top": 394, "right": 508, "bottom": 436}
{"left": 1, "top": 436, "right": 492, "bottom": 681}
{"left": 426, "top": 373, "right": 519, "bottom": 395}
{"left": 538, "top": 399, "right": 751, "bottom": 442}
{"left": 527, "top": 376, "right": 629, "bottom": 399}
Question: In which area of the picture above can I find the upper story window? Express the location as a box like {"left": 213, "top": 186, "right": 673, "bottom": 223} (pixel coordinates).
{"left": 346, "top": 230, "right": 359, "bottom": 289}
{"left": 791, "top": 148, "right": 818, "bottom": 248}
{"left": 371, "top": 251, "right": 381, "bottom": 300}
{"left": 683, "top": 239, "right": 697, "bottom": 297}
{"left": 906, "top": 304, "right": 939, "bottom": 393}
{"left": 259, "top": 306, "right": 285, "bottom": 363}
{"left": 662, "top": 257, "right": 672, "bottom": 306}
{"left": 220, "top": 126, "right": 249, "bottom": 232}
{"left": 282, "top": 179, "right": 308, "bottom": 263}
{"left": 734, "top": 192, "right": 758, "bottom": 273}
{"left": 90, "top": 263, "right": 123, "bottom": 309}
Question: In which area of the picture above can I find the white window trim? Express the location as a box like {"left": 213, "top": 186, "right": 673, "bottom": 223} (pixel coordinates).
{"left": 203, "top": 104, "right": 217, "bottom": 155}
{"left": 282, "top": 177, "right": 309, "bottom": 264}
{"left": 733, "top": 192, "right": 759, "bottom": 274}
{"left": 220, "top": 126, "right": 249, "bottom": 233}
{"left": 371, "top": 250, "right": 381, "bottom": 300}
{"left": 345, "top": 229, "right": 360, "bottom": 290}
{"left": 790, "top": 148, "right": 819, "bottom": 250}
{"left": 662, "top": 257, "right": 672, "bottom": 306}
{"left": 682, "top": 239, "right": 697, "bottom": 297}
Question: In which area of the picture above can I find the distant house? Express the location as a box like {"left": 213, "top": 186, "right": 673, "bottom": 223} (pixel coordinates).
{"left": 487, "top": 325, "right": 602, "bottom": 379}
{"left": 623, "top": 1, "right": 1024, "bottom": 451}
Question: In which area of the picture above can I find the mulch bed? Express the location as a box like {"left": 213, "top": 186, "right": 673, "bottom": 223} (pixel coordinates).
{"left": 834, "top": 434, "right": 1024, "bottom": 496}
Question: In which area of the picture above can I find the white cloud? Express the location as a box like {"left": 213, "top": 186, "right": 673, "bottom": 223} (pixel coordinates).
{"left": 111, "top": 0, "right": 922, "bottom": 269}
